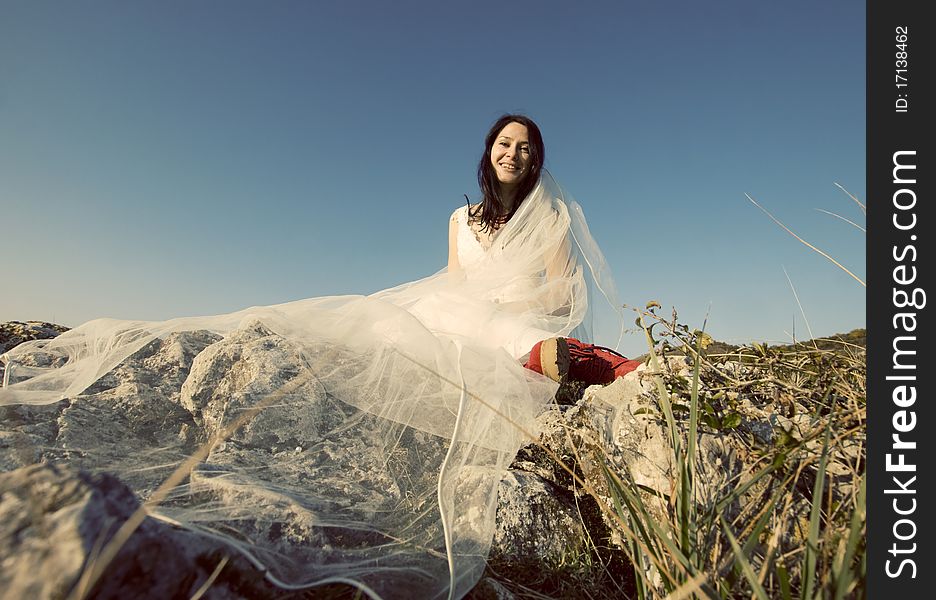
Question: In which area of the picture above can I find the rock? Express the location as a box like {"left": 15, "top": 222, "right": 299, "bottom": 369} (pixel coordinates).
{"left": 511, "top": 361, "right": 748, "bottom": 586}
{"left": 0, "top": 321, "right": 69, "bottom": 355}
{"left": 489, "top": 470, "right": 587, "bottom": 565}
{"left": 507, "top": 351, "right": 865, "bottom": 596}
{"left": 1, "top": 318, "right": 459, "bottom": 596}
{"left": 0, "top": 321, "right": 70, "bottom": 384}
{"left": 56, "top": 331, "right": 222, "bottom": 490}
{"left": 0, "top": 462, "right": 279, "bottom": 600}
{"left": 0, "top": 328, "right": 222, "bottom": 479}
{"left": 179, "top": 321, "right": 337, "bottom": 447}
{"left": 527, "top": 361, "right": 743, "bottom": 504}
{"left": 172, "top": 320, "right": 455, "bottom": 563}
{"left": 0, "top": 401, "right": 69, "bottom": 471}
{"left": 3, "top": 317, "right": 608, "bottom": 596}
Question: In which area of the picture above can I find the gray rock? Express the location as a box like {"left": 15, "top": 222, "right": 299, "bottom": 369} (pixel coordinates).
{"left": 526, "top": 362, "right": 744, "bottom": 509}
{"left": 1, "top": 329, "right": 223, "bottom": 480}
{"left": 0, "top": 401, "right": 69, "bottom": 471}
{"left": 172, "top": 321, "right": 455, "bottom": 562}
{"left": 0, "top": 321, "right": 69, "bottom": 385}
{"left": 0, "top": 321, "right": 69, "bottom": 355}
{"left": 0, "top": 462, "right": 277, "bottom": 600}
{"left": 179, "top": 320, "right": 337, "bottom": 447}
{"left": 54, "top": 331, "right": 222, "bottom": 490}
{"left": 5, "top": 318, "right": 587, "bottom": 597}
{"left": 490, "top": 470, "right": 587, "bottom": 565}
{"left": 0, "top": 321, "right": 70, "bottom": 385}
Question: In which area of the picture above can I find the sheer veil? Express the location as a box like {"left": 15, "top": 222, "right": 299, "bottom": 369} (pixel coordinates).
{"left": 1, "top": 170, "right": 622, "bottom": 599}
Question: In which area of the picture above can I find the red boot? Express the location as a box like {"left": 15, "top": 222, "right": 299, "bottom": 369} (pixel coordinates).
{"left": 524, "top": 337, "right": 642, "bottom": 385}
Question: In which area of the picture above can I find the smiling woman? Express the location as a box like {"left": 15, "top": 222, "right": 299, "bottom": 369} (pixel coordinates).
{"left": 0, "top": 114, "right": 622, "bottom": 600}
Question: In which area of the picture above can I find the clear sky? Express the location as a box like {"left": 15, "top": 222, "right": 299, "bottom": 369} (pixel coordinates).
{"left": 0, "top": 1, "right": 865, "bottom": 356}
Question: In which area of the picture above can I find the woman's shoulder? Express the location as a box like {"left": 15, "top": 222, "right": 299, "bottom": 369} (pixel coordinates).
{"left": 450, "top": 203, "right": 479, "bottom": 223}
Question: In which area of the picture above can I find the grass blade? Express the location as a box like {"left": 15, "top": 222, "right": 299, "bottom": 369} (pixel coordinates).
{"left": 720, "top": 515, "right": 770, "bottom": 600}
{"left": 745, "top": 193, "right": 865, "bottom": 287}
{"left": 832, "top": 474, "right": 866, "bottom": 600}
{"left": 801, "top": 419, "right": 833, "bottom": 600}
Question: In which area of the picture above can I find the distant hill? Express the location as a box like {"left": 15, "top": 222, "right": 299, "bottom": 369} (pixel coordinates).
{"left": 703, "top": 328, "right": 866, "bottom": 357}
{"left": 771, "top": 328, "right": 865, "bottom": 353}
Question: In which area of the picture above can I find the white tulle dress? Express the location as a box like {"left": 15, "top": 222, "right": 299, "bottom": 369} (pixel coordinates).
{"left": 0, "top": 171, "right": 621, "bottom": 600}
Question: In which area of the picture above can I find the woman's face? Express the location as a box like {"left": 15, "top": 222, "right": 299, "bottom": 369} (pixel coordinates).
{"left": 489, "top": 122, "right": 532, "bottom": 189}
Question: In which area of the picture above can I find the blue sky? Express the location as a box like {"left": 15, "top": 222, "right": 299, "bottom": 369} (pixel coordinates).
{"left": 0, "top": 1, "right": 865, "bottom": 355}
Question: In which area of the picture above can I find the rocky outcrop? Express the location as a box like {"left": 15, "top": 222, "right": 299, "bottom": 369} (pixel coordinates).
{"left": 0, "top": 320, "right": 858, "bottom": 598}
{"left": 524, "top": 364, "right": 744, "bottom": 526}
{"left": 1, "top": 330, "right": 222, "bottom": 487}
{"left": 507, "top": 354, "right": 862, "bottom": 595}
{"left": 0, "top": 462, "right": 286, "bottom": 600}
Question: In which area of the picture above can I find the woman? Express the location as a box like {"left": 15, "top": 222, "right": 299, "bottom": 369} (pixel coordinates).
{"left": 403, "top": 114, "right": 600, "bottom": 359}
{"left": 439, "top": 114, "right": 628, "bottom": 376}
{"left": 0, "top": 115, "right": 621, "bottom": 599}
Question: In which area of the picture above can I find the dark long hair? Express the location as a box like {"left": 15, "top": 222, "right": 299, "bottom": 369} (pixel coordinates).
{"left": 470, "top": 114, "right": 545, "bottom": 233}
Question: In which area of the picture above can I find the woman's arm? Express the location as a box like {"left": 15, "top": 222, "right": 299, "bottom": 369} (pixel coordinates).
{"left": 447, "top": 209, "right": 462, "bottom": 276}
{"left": 544, "top": 233, "right": 574, "bottom": 316}
{"left": 545, "top": 235, "right": 571, "bottom": 281}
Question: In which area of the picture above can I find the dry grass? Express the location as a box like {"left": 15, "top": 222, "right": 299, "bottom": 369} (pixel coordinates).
{"left": 602, "top": 308, "right": 866, "bottom": 598}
